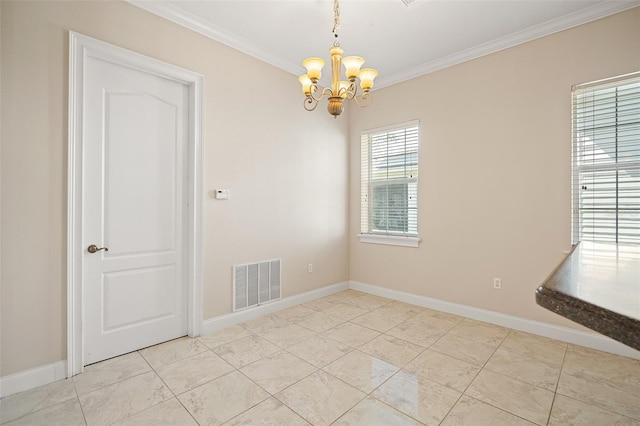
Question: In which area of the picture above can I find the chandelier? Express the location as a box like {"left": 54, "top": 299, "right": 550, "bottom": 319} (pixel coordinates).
{"left": 298, "top": 0, "right": 378, "bottom": 118}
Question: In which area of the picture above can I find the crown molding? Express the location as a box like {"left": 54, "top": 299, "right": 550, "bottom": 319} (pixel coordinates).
{"left": 126, "top": 0, "right": 302, "bottom": 76}
{"left": 374, "top": 0, "right": 640, "bottom": 89}
{"left": 127, "top": 0, "right": 639, "bottom": 91}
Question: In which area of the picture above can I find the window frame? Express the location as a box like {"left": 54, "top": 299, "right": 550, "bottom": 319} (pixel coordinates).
{"left": 571, "top": 72, "right": 640, "bottom": 246}
{"left": 359, "top": 120, "right": 420, "bottom": 248}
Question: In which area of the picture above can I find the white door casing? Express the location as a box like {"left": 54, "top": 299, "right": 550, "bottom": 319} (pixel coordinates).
{"left": 68, "top": 32, "right": 203, "bottom": 375}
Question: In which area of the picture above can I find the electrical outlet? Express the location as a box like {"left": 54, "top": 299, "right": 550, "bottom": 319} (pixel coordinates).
{"left": 493, "top": 277, "right": 502, "bottom": 289}
{"left": 308, "top": 263, "right": 313, "bottom": 273}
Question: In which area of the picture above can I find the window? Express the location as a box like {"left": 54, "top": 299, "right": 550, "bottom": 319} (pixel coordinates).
{"left": 359, "top": 120, "right": 419, "bottom": 247}
{"left": 572, "top": 72, "right": 640, "bottom": 245}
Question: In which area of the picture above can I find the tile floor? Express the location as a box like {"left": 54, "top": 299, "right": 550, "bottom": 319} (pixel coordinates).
{"left": 1, "top": 290, "right": 639, "bottom": 425}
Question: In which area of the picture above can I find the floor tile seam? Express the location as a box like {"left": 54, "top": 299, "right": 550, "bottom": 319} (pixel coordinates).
{"left": 383, "top": 325, "right": 447, "bottom": 350}
{"left": 211, "top": 369, "right": 273, "bottom": 425}
{"left": 303, "top": 367, "right": 367, "bottom": 400}
{"left": 196, "top": 331, "right": 256, "bottom": 351}
{"left": 405, "top": 348, "right": 483, "bottom": 395}
{"left": 366, "top": 372, "right": 447, "bottom": 426}
{"left": 149, "top": 345, "right": 228, "bottom": 376}
{"left": 74, "top": 365, "right": 157, "bottom": 398}
{"left": 451, "top": 394, "right": 541, "bottom": 426}
{"left": 298, "top": 314, "right": 352, "bottom": 332}
{"left": 319, "top": 348, "right": 402, "bottom": 389}
{"left": 165, "top": 367, "right": 240, "bottom": 403}
{"left": 553, "top": 386, "right": 640, "bottom": 421}
{"left": 284, "top": 368, "right": 367, "bottom": 425}
{"left": 70, "top": 376, "right": 89, "bottom": 426}
{"left": 558, "top": 347, "right": 640, "bottom": 386}
{"left": 460, "top": 333, "right": 558, "bottom": 424}
{"left": 551, "top": 393, "right": 640, "bottom": 423}
{"left": 481, "top": 344, "right": 564, "bottom": 392}
{"left": 544, "top": 390, "right": 560, "bottom": 426}
{"left": 0, "top": 393, "right": 86, "bottom": 426}
{"left": 430, "top": 326, "right": 507, "bottom": 368}
{"left": 460, "top": 381, "right": 549, "bottom": 426}
{"left": 145, "top": 343, "right": 214, "bottom": 375}
{"left": 138, "top": 344, "right": 211, "bottom": 372}
{"left": 221, "top": 398, "right": 307, "bottom": 426}
{"left": 269, "top": 383, "right": 336, "bottom": 426}
{"left": 340, "top": 364, "right": 422, "bottom": 412}
{"left": 438, "top": 389, "right": 467, "bottom": 426}
{"left": 398, "top": 317, "right": 460, "bottom": 336}
{"left": 492, "top": 341, "right": 567, "bottom": 370}
{"left": 343, "top": 318, "right": 388, "bottom": 335}
{"left": 560, "top": 361, "right": 640, "bottom": 389}
{"left": 75, "top": 368, "right": 159, "bottom": 405}
{"left": 90, "top": 370, "right": 176, "bottom": 426}
{"left": 446, "top": 328, "right": 509, "bottom": 347}
{"left": 356, "top": 395, "right": 429, "bottom": 426}
{"left": 382, "top": 332, "right": 429, "bottom": 367}
{"left": 281, "top": 338, "right": 353, "bottom": 368}
{"left": 471, "top": 362, "right": 557, "bottom": 397}
{"left": 236, "top": 357, "right": 319, "bottom": 400}
{"left": 173, "top": 396, "right": 202, "bottom": 426}
{"left": 550, "top": 343, "right": 570, "bottom": 396}
{"left": 343, "top": 301, "right": 391, "bottom": 312}
{"left": 111, "top": 396, "right": 192, "bottom": 426}
{"left": 319, "top": 324, "right": 383, "bottom": 347}
{"left": 240, "top": 348, "right": 314, "bottom": 371}
{"left": 264, "top": 330, "right": 324, "bottom": 351}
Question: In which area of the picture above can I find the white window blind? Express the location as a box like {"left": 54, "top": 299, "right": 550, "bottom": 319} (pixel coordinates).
{"left": 361, "top": 121, "right": 419, "bottom": 238}
{"left": 572, "top": 72, "right": 640, "bottom": 245}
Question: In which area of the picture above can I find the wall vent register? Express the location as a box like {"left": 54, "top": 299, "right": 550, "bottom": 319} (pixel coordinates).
{"left": 233, "top": 259, "right": 281, "bottom": 311}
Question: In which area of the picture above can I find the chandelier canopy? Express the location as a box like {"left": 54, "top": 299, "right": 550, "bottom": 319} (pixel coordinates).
{"left": 298, "top": 0, "right": 378, "bottom": 118}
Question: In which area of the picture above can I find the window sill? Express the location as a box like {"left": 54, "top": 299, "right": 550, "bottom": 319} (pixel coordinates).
{"left": 358, "top": 234, "right": 420, "bottom": 248}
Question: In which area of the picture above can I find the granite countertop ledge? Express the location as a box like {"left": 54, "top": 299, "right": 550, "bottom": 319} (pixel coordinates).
{"left": 536, "top": 241, "right": 640, "bottom": 351}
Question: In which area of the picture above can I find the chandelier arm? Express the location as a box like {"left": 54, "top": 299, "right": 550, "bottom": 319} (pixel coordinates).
{"left": 352, "top": 90, "right": 374, "bottom": 108}
{"left": 319, "top": 87, "right": 334, "bottom": 99}
{"left": 306, "top": 86, "right": 334, "bottom": 104}
{"left": 303, "top": 96, "right": 319, "bottom": 112}
{"left": 342, "top": 81, "right": 358, "bottom": 100}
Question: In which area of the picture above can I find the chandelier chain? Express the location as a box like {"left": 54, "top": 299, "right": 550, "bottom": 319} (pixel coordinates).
{"left": 333, "top": 0, "right": 340, "bottom": 46}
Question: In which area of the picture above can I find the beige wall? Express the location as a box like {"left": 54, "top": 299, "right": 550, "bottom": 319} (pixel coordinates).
{"left": 349, "top": 8, "right": 640, "bottom": 328}
{"left": 0, "top": 1, "right": 349, "bottom": 376}
{"left": 1, "top": 1, "right": 638, "bottom": 379}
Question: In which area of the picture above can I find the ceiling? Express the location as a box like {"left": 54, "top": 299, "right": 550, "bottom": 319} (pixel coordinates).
{"left": 129, "top": 0, "right": 639, "bottom": 89}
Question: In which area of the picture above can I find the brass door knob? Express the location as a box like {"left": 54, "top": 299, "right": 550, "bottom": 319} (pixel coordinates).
{"left": 87, "top": 244, "right": 109, "bottom": 253}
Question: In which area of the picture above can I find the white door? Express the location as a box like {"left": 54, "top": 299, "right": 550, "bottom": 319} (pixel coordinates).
{"left": 82, "top": 54, "right": 189, "bottom": 365}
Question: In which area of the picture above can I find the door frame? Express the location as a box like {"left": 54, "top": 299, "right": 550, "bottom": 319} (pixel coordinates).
{"left": 67, "top": 32, "right": 203, "bottom": 377}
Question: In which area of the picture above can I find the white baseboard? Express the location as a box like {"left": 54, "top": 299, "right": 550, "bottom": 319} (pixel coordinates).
{"left": 349, "top": 280, "right": 640, "bottom": 360}
{"left": 0, "top": 281, "right": 349, "bottom": 399}
{"left": 201, "top": 281, "right": 350, "bottom": 335}
{"left": 3, "top": 278, "right": 636, "bottom": 399}
{"left": 0, "top": 360, "right": 67, "bottom": 399}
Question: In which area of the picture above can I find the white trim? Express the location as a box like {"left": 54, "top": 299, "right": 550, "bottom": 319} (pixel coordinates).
{"left": 0, "top": 361, "right": 67, "bottom": 399}
{"left": 374, "top": 1, "right": 640, "bottom": 89}
{"left": 127, "top": 0, "right": 639, "bottom": 90}
{"left": 6, "top": 278, "right": 638, "bottom": 397}
{"left": 201, "top": 281, "right": 349, "bottom": 335}
{"left": 67, "top": 32, "right": 204, "bottom": 377}
{"left": 362, "top": 119, "right": 421, "bottom": 137}
{"left": 349, "top": 280, "right": 640, "bottom": 360}
{"left": 358, "top": 234, "right": 420, "bottom": 248}
{"left": 126, "top": 0, "right": 301, "bottom": 77}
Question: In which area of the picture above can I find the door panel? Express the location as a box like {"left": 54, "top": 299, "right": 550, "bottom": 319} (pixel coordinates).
{"left": 103, "top": 265, "right": 176, "bottom": 330}
{"left": 105, "top": 92, "right": 178, "bottom": 255}
{"left": 83, "top": 56, "right": 188, "bottom": 365}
